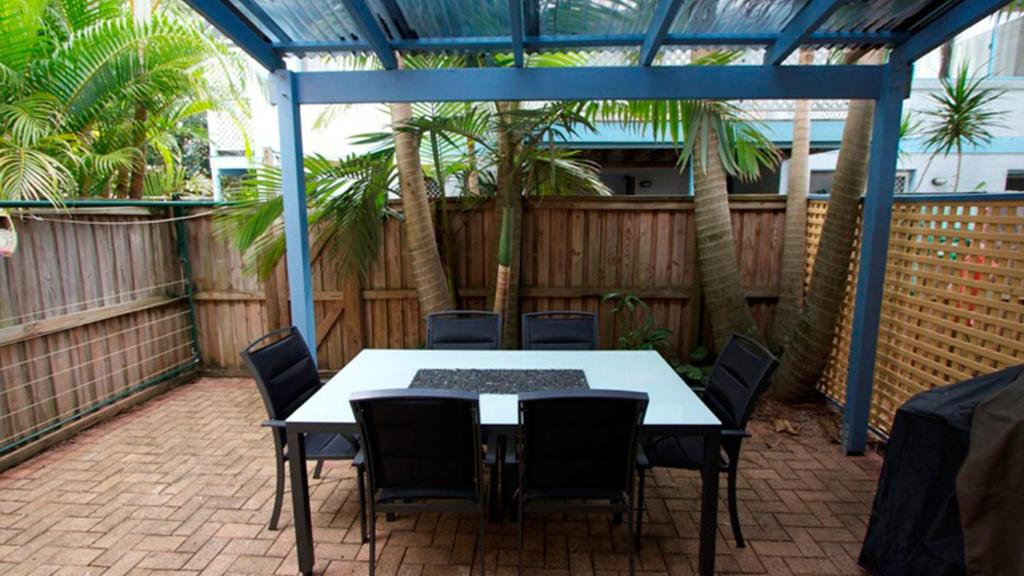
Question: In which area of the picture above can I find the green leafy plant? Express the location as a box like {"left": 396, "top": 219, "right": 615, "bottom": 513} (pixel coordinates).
{"left": 914, "top": 63, "right": 1007, "bottom": 192}
{"left": 674, "top": 345, "right": 715, "bottom": 385}
{"left": 602, "top": 292, "right": 672, "bottom": 352}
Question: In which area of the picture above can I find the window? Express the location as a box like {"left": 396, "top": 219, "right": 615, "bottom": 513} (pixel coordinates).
{"left": 1006, "top": 170, "right": 1024, "bottom": 191}
{"left": 810, "top": 170, "right": 834, "bottom": 194}
{"left": 894, "top": 171, "right": 912, "bottom": 194}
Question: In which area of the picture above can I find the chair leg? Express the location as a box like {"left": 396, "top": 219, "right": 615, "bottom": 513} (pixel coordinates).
{"left": 488, "top": 442, "right": 501, "bottom": 521}
{"left": 313, "top": 459, "right": 324, "bottom": 479}
{"left": 517, "top": 501, "right": 525, "bottom": 576}
{"left": 269, "top": 446, "right": 285, "bottom": 531}
{"left": 504, "top": 461, "right": 519, "bottom": 522}
{"left": 626, "top": 499, "right": 636, "bottom": 576}
{"left": 368, "top": 503, "right": 377, "bottom": 576}
{"left": 635, "top": 467, "right": 646, "bottom": 552}
{"left": 727, "top": 462, "right": 745, "bottom": 548}
{"left": 356, "top": 464, "right": 368, "bottom": 543}
{"left": 479, "top": 501, "right": 486, "bottom": 576}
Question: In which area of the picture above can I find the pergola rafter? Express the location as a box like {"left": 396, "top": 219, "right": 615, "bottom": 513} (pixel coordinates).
{"left": 184, "top": 0, "right": 1011, "bottom": 511}
{"left": 763, "top": 0, "right": 843, "bottom": 65}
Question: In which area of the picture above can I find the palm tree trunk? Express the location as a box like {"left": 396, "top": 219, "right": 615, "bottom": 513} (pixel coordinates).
{"left": 770, "top": 49, "right": 814, "bottom": 348}
{"left": 391, "top": 101, "right": 453, "bottom": 318}
{"left": 772, "top": 50, "right": 881, "bottom": 402}
{"left": 491, "top": 102, "right": 523, "bottom": 348}
{"left": 128, "top": 104, "right": 147, "bottom": 199}
{"left": 692, "top": 127, "right": 762, "bottom": 351}
{"left": 954, "top": 144, "right": 962, "bottom": 192}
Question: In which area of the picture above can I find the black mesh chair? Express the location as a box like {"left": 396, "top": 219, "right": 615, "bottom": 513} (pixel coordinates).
{"left": 241, "top": 327, "right": 366, "bottom": 540}
{"left": 517, "top": 391, "right": 648, "bottom": 576}
{"left": 425, "top": 310, "right": 503, "bottom": 518}
{"left": 351, "top": 390, "right": 486, "bottom": 576}
{"left": 426, "top": 311, "right": 501, "bottom": 350}
{"left": 636, "top": 333, "right": 778, "bottom": 549}
{"left": 521, "top": 311, "right": 598, "bottom": 350}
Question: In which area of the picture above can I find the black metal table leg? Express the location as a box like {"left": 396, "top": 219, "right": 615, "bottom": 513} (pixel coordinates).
{"left": 699, "top": 428, "right": 721, "bottom": 576}
{"left": 288, "top": 428, "right": 315, "bottom": 576}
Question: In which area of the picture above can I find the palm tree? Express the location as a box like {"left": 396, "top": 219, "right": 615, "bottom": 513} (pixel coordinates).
{"left": 215, "top": 151, "right": 396, "bottom": 283}
{"left": 917, "top": 63, "right": 1006, "bottom": 192}
{"left": 0, "top": 0, "right": 238, "bottom": 201}
{"left": 609, "top": 52, "right": 780, "bottom": 351}
{"left": 772, "top": 49, "right": 882, "bottom": 402}
{"left": 770, "top": 48, "right": 814, "bottom": 348}
{"left": 390, "top": 98, "right": 454, "bottom": 316}
{"left": 219, "top": 92, "right": 609, "bottom": 336}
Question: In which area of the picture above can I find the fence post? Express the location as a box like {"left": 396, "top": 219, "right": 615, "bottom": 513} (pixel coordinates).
{"left": 841, "top": 62, "right": 910, "bottom": 454}
{"left": 271, "top": 69, "right": 317, "bottom": 362}
{"left": 172, "top": 205, "right": 201, "bottom": 365}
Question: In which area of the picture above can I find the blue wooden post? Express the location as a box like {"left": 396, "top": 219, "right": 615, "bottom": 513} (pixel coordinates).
{"left": 842, "top": 63, "right": 911, "bottom": 454}
{"left": 271, "top": 69, "right": 317, "bottom": 362}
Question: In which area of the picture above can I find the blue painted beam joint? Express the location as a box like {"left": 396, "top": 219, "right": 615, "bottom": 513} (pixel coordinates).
{"left": 764, "top": 0, "right": 843, "bottom": 65}
{"left": 640, "top": 0, "right": 685, "bottom": 67}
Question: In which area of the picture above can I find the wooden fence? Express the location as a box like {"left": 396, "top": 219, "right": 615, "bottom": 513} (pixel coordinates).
{"left": 187, "top": 196, "right": 786, "bottom": 371}
{"left": 809, "top": 196, "right": 1024, "bottom": 433}
{"left": 1, "top": 194, "right": 1019, "bottom": 457}
{"left": 0, "top": 208, "right": 198, "bottom": 458}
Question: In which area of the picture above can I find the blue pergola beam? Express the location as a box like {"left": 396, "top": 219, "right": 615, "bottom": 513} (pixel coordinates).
{"left": 180, "top": 0, "right": 281, "bottom": 70}
{"left": 765, "top": 0, "right": 843, "bottom": 65}
{"left": 293, "top": 65, "right": 884, "bottom": 103}
{"left": 640, "top": 0, "right": 685, "bottom": 66}
{"left": 272, "top": 31, "right": 907, "bottom": 56}
{"left": 841, "top": 63, "right": 912, "bottom": 454}
{"left": 509, "top": 0, "right": 524, "bottom": 67}
{"left": 270, "top": 70, "right": 317, "bottom": 361}
{"left": 233, "top": 0, "right": 291, "bottom": 43}
{"left": 339, "top": 0, "right": 398, "bottom": 70}
{"left": 891, "top": 0, "right": 1010, "bottom": 64}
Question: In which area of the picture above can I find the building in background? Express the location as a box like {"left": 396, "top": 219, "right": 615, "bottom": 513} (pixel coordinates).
{"left": 207, "top": 11, "right": 1024, "bottom": 198}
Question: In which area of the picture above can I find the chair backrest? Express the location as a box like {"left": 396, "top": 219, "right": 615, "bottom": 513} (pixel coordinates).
{"left": 518, "top": 390, "right": 647, "bottom": 497}
{"left": 521, "top": 311, "right": 598, "bottom": 351}
{"left": 240, "top": 327, "right": 321, "bottom": 424}
{"left": 351, "top": 390, "right": 482, "bottom": 497}
{"left": 702, "top": 334, "right": 778, "bottom": 430}
{"left": 426, "top": 311, "right": 501, "bottom": 350}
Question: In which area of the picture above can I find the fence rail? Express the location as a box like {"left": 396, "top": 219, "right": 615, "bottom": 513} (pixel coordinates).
{"left": 0, "top": 209, "right": 199, "bottom": 457}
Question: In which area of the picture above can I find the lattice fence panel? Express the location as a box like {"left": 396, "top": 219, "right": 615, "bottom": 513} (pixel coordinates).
{"left": 810, "top": 198, "right": 1024, "bottom": 434}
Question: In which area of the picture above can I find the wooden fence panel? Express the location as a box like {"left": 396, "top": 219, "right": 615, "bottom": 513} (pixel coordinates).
{"left": 189, "top": 196, "right": 786, "bottom": 370}
{"left": 0, "top": 210, "right": 195, "bottom": 455}
{"left": 810, "top": 198, "right": 1024, "bottom": 434}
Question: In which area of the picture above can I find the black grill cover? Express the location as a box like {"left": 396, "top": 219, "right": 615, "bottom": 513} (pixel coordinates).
{"left": 858, "top": 365, "right": 1024, "bottom": 576}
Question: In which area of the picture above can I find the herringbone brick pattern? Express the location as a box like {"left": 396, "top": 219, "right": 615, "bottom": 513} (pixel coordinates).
{"left": 0, "top": 378, "right": 881, "bottom": 575}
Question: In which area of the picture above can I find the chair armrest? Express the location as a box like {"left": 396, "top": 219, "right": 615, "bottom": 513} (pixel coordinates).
{"left": 261, "top": 419, "right": 287, "bottom": 429}
{"left": 721, "top": 429, "right": 751, "bottom": 438}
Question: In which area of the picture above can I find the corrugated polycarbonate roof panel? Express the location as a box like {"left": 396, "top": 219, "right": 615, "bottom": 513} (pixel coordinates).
{"left": 823, "top": 0, "right": 937, "bottom": 33}
{"left": 224, "top": 0, "right": 965, "bottom": 57}
{"left": 670, "top": 0, "right": 808, "bottom": 35}
{"left": 383, "top": 0, "right": 512, "bottom": 38}
{"left": 227, "top": 0, "right": 366, "bottom": 42}
{"left": 538, "top": 0, "right": 657, "bottom": 36}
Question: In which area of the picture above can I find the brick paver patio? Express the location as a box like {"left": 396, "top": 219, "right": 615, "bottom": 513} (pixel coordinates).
{"left": 0, "top": 378, "right": 882, "bottom": 575}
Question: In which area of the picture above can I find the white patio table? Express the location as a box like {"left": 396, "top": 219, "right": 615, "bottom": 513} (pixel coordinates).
{"left": 285, "top": 349, "right": 722, "bottom": 576}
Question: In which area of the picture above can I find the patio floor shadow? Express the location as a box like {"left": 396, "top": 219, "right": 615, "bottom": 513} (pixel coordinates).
{"left": 0, "top": 378, "right": 880, "bottom": 575}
